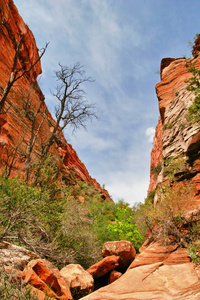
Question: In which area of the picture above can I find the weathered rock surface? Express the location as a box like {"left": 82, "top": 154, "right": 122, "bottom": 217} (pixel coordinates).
{"left": 60, "top": 264, "right": 94, "bottom": 300}
{"left": 0, "top": 0, "right": 110, "bottom": 201}
{"left": 80, "top": 262, "right": 200, "bottom": 300}
{"left": 0, "top": 241, "right": 39, "bottom": 270}
{"left": 22, "top": 259, "right": 73, "bottom": 300}
{"left": 102, "top": 240, "right": 136, "bottom": 269}
{"left": 148, "top": 37, "right": 200, "bottom": 197}
{"left": 87, "top": 255, "right": 120, "bottom": 279}
{"left": 148, "top": 117, "right": 163, "bottom": 194}
{"left": 128, "top": 241, "right": 190, "bottom": 269}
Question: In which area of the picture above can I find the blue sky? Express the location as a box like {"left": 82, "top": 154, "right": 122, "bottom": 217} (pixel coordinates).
{"left": 14, "top": 0, "right": 200, "bottom": 205}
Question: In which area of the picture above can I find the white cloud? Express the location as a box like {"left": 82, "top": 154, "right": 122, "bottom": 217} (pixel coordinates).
{"left": 105, "top": 171, "right": 149, "bottom": 205}
{"left": 145, "top": 127, "right": 155, "bottom": 143}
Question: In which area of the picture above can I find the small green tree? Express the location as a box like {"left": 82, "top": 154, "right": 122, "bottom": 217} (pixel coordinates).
{"left": 107, "top": 206, "right": 143, "bottom": 250}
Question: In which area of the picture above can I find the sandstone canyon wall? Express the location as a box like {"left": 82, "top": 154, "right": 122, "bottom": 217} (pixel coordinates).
{"left": 80, "top": 39, "right": 200, "bottom": 300}
{"left": 148, "top": 42, "right": 200, "bottom": 201}
{"left": 0, "top": 0, "right": 110, "bottom": 200}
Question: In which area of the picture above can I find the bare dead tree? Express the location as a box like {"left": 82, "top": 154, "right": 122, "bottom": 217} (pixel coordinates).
{"left": 0, "top": 16, "right": 48, "bottom": 112}
{"left": 42, "top": 62, "right": 97, "bottom": 156}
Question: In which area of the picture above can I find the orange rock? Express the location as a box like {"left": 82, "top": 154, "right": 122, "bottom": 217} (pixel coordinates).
{"left": 80, "top": 262, "right": 200, "bottom": 300}
{"left": 102, "top": 241, "right": 136, "bottom": 269}
{"left": 192, "top": 34, "right": 200, "bottom": 57}
{"left": 164, "top": 247, "right": 190, "bottom": 265}
{"left": 23, "top": 259, "right": 73, "bottom": 300}
{"left": 156, "top": 56, "right": 200, "bottom": 121}
{"left": 87, "top": 255, "right": 120, "bottom": 278}
{"left": 26, "top": 285, "right": 47, "bottom": 300}
{"left": 109, "top": 270, "right": 122, "bottom": 283}
{"left": 128, "top": 242, "right": 190, "bottom": 269}
{"left": 148, "top": 117, "right": 163, "bottom": 194}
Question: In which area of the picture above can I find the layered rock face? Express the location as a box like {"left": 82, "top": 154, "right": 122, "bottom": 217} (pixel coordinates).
{"left": 0, "top": 0, "right": 110, "bottom": 200}
{"left": 149, "top": 44, "right": 200, "bottom": 198}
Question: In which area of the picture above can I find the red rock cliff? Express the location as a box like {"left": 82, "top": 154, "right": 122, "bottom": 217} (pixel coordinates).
{"left": 148, "top": 39, "right": 200, "bottom": 200}
{"left": 0, "top": 0, "right": 110, "bottom": 200}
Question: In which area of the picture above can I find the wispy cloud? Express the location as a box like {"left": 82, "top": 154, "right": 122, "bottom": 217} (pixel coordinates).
{"left": 14, "top": 0, "right": 199, "bottom": 204}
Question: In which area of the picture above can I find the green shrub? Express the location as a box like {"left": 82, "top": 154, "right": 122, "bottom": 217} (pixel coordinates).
{"left": 185, "top": 66, "right": 200, "bottom": 123}
{"left": 0, "top": 267, "right": 40, "bottom": 300}
{"left": 163, "top": 122, "right": 174, "bottom": 130}
{"left": 106, "top": 206, "right": 143, "bottom": 250}
{"left": 151, "top": 162, "right": 162, "bottom": 180}
{"left": 188, "top": 247, "right": 199, "bottom": 263}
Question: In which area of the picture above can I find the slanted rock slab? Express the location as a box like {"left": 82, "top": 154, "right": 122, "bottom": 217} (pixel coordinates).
{"left": 80, "top": 262, "right": 200, "bottom": 300}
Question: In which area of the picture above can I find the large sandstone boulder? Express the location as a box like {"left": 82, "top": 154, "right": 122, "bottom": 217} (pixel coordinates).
{"left": 60, "top": 264, "right": 94, "bottom": 300}
{"left": 80, "top": 262, "right": 200, "bottom": 300}
{"left": 87, "top": 255, "right": 119, "bottom": 278}
{"left": 22, "top": 259, "right": 73, "bottom": 300}
{"left": 102, "top": 240, "right": 136, "bottom": 269}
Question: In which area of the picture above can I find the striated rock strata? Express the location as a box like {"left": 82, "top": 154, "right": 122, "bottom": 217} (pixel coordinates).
{"left": 0, "top": 0, "right": 110, "bottom": 200}
{"left": 149, "top": 41, "right": 200, "bottom": 199}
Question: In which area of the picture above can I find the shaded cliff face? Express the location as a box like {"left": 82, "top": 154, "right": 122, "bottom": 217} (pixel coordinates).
{"left": 149, "top": 40, "right": 200, "bottom": 199}
{"left": 0, "top": 0, "right": 110, "bottom": 200}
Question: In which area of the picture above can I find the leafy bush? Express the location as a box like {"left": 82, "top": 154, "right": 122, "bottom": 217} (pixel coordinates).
{"left": 0, "top": 155, "right": 146, "bottom": 270}
{"left": 107, "top": 206, "right": 143, "bottom": 250}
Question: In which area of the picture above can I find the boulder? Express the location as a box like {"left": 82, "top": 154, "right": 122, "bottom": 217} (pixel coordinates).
{"left": 109, "top": 270, "right": 122, "bottom": 283}
{"left": 102, "top": 240, "right": 136, "bottom": 269}
{"left": 87, "top": 255, "right": 119, "bottom": 278}
{"left": 22, "top": 259, "right": 73, "bottom": 300}
{"left": 80, "top": 262, "right": 200, "bottom": 300}
{"left": 60, "top": 264, "right": 94, "bottom": 300}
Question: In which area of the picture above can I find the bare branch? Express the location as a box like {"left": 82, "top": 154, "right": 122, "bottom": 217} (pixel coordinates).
{"left": 42, "top": 63, "right": 96, "bottom": 156}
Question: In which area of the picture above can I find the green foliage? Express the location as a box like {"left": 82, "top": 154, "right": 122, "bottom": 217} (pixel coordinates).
{"left": 0, "top": 267, "right": 39, "bottom": 300}
{"left": 145, "top": 190, "right": 156, "bottom": 204}
{"left": 163, "top": 122, "right": 174, "bottom": 130}
{"left": 187, "top": 246, "right": 200, "bottom": 263}
{"left": 163, "top": 154, "right": 187, "bottom": 178}
{"left": 107, "top": 206, "right": 143, "bottom": 250}
{"left": 185, "top": 66, "right": 200, "bottom": 123}
{"left": 151, "top": 162, "right": 162, "bottom": 179}
{"left": 0, "top": 154, "right": 146, "bottom": 270}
